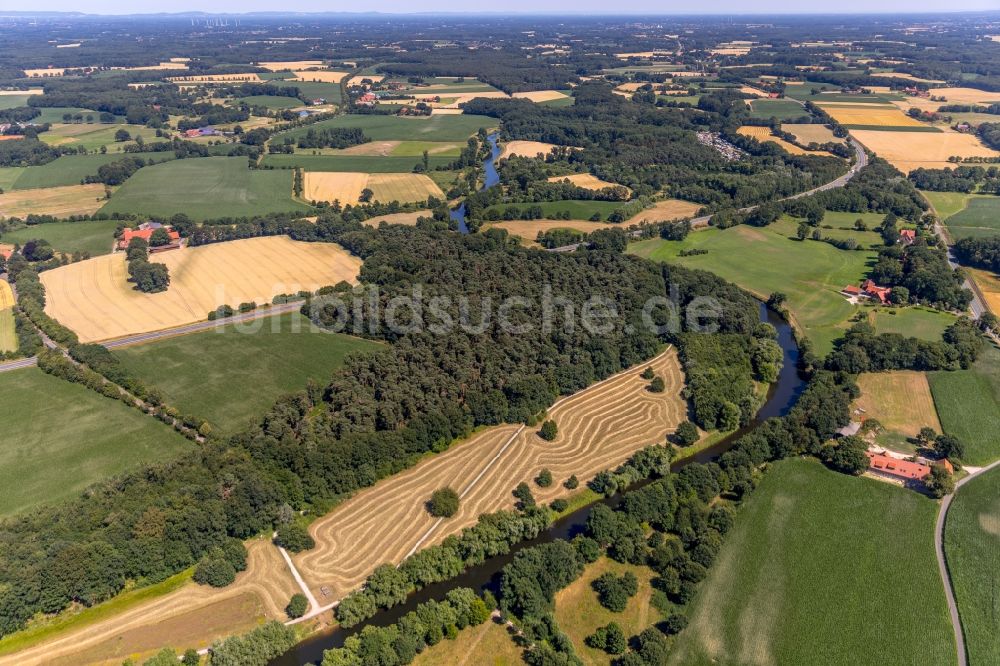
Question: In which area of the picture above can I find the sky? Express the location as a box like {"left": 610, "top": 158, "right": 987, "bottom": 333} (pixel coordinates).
{"left": 16, "top": 1, "right": 1000, "bottom": 15}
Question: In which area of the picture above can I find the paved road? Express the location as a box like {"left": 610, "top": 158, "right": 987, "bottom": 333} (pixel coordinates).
{"left": 935, "top": 458, "right": 1000, "bottom": 666}
{"left": 0, "top": 300, "right": 308, "bottom": 374}
{"left": 549, "top": 138, "right": 867, "bottom": 253}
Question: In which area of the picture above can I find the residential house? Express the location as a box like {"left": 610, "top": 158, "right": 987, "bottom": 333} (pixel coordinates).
{"left": 117, "top": 222, "right": 181, "bottom": 252}
{"left": 899, "top": 229, "right": 916, "bottom": 245}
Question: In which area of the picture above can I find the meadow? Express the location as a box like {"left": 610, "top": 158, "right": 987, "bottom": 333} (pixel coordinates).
{"left": 929, "top": 345, "right": 1000, "bottom": 466}
{"left": 100, "top": 157, "right": 310, "bottom": 219}
{"left": 941, "top": 196, "right": 1000, "bottom": 240}
{"left": 115, "top": 313, "right": 382, "bottom": 435}
{"left": 29, "top": 107, "right": 123, "bottom": 124}
{"left": 854, "top": 371, "right": 942, "bottom": 452}
{"left": 277, "top": 113, "right": 496, "bottom": 143}
{"left": 747, "top": 98, "right": 808, "bottom": 120}
{"left": 629, "top": 223, "right": 875, "bottom": 357}
{"left": 865, "top": 305, "right": 956, "bottom": 341}
{"left": 922, "top": 190, "right": 979, "bottom": 221}
{"left": 270, "top": 79, "right": 342, "bottom": 104}
{"left": 40, "top": 123, "right": 150, "bottom": 151}
{"left": 411, "top": 619, "right": 522, "bottom": 666}
{"left": 669, "top": 457, "right": 953, "bottom": 666}
{"left": 0, "top": 367, "right": 191, "bottom": 517}
{"left": 9, "top": 152, "right": 176, "bottom": 190}
{"left": 0, "top": 94, "right": 29, "bottom": 110}
{"left": 262, "top": 154, "right": 455, "bottom": 172}
{"left": 1, "top": 218, "right": 120, "bottom": 256}
{"left": 944, "top": 464, "right": 1000, "bottom": 666}
{"left": 236, "top": 95, "right": 302, "bottom": 109}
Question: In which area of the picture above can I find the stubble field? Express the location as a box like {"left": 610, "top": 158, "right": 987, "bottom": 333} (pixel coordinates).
{"left": 850, "top": 128, "right": 1000, "bottom": 173}
{"left": 302, "top": 171, "right": 443, "bottom": 204}
{"left": 0, "top": 183, "right": 106, "bottom": 219}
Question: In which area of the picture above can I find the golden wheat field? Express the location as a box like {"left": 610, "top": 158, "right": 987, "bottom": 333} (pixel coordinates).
{"left": 303, "top": 172, "right": 444, "bottom": 204}
{"left": 0, "top": 539, "right": 299, "bottom": 666}
{"left": 782, "top": 123, "right": 844, "bottom": 145}
{"left": 363, "top": 210, "right": 431, "bottom": 227}
{"left": 545, "top": 173, "right": 630, "bottom": 193}
{"left": 736, "top": 126, "right": 835, "bottom": 157}
{"left": 258, "top": 60, "right": 325, "bottom": 71}
{"left": 0, "top": 184, "right": 106, "bottom": 219}
{"left": 498, "top": 140, "right": 561, "bottom": 159}
{"left": 293, "top": 348, "right": 685, "bottom": 600}
{"left": 0, "top": 281, "right": 13, "bottom": 310}
{"left": 40, "top": 236, "right": 362, "bottom": 342}
{"left": 817, "top": 104, "right": 924, "bottom": 127}
{"left": 346, "top": 75, "right": 385, "bottom": 86}
{"left": 291, "top": 70, "right": 348, "bottom": 83}
{"left": 0, "top": 281, "right": 14, "bottom": 353}
{"left": 968, "top": 268, "right": 1000, "bottom": 315}
{"left": 850, "top": 128, "right": 1000, "bottom": 173}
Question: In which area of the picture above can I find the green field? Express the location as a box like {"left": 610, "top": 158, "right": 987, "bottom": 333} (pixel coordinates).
{"left": 0, "top": 167, "right": 24, "bottom": 191}
{"left": 867, "top": 305, "right": 956, "bottom": 341}
{"left": 30, "top": 107, "right": 124, "bottom": 124}
{"left": 929, "top": 345, "right": 1000, "bottom": 465}
{"left": 237, "top": 95, "right": 302, "bottom": 110}
{"left": 277, "top": 113, "right": 496, "bottom": 144}
{"left": 1, "top": 218, "right": 120, "bottom": 256}
{"left": 40, "top": 123, "right": 150, "bottom": 151}
{"left": 262, "top": 154, "right": 455, "bottom": 172}
{"left": 0, "top": 307, "right": 14, "bottom": 352}
{"left": 114, "top": 313, "right": 382, "bottom": 434}
{"left": 941, "top": 196, "right": 1000, "bottom": 240}
{"left": 0, "top": 367, "right": 192, "bottom": 517}
{"left": 669, "top": 457, "right": 953, "bottom": 666}
{"left": 484, "top": 199, "right": 625, "bottom": 220}
{"left": 100, "top": 157, "right": 311, "bottom": 220}
{"left": 922, "top": 190, "right": 976, "bottom": 221}
{"left": 944, "top": 464, "right": 1000, "bottom": 666}
{"left": 0, "top": 95, "right": 29, "bottom": 110}
{"left": 9, "top": 152, "right": 176, "bottom": 190}
{"left": 270, "top": 80, "right": 342, "bottom": 104}
{"left": 747, "top": 98, "right": 808, "bottom": 120}
{"left": 629, "top": 222, "right": 875, "bottom": 357}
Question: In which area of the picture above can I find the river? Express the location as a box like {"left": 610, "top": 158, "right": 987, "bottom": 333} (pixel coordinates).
{"left": 449, "top": 132, "right": 501, "bottom": 233}
{"left": 271, "top": 302, "right": 805, "bottom": 665}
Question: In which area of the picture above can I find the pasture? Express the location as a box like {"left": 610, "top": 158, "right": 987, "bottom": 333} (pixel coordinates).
{"left": 294, "top": 348, "right": 686, "bottom": 601}
{"left": 629, "top": 224, "right": 875, "bottom": 357}
{"left": 746, "top": 98, "right": 808, "bottom": 120}
{"left": 1, "top": 219, "right": 120, "bottom": 256}
{"left": 40, "top": 236, "right": 362, "bottom": 342}
{"left": 278, "top": 113, "right": 495, "bottom": 144}
{"left": 922, "top": 190, "right": 978, "bottom": 222}
{"left": 100, "top": 157, "right": 310, "bottom": 219}
{"left": 850, "top": 128, "right": 999, "bottom": 173}
{"left": 30, "top": 107, "right": 122, "bottom": 124}
{"left": 554, "top": 558, "right": 657, "bottom": 666}
{"left": 115, "top": 313, "right": 381, "bottom": 435}
{"left": 236, "top": 95, "right": 302, "bottom": 110}
{"left": 262, "top": 154, "right": 455, "bottom": 172}
{"left": 302, "top": 171, "right": 443, "bottom": 204}
{"left": 866, "top": 305, "right": 956, "bottom": 341}
{"left": 0, "top": 183, "right": 106, "bottom": 219}
{"left": 0, "top": 95, "right": 29, "bottom": 109}
{"left": 940, "top": 196, "right": 1000, "bottom": 240}
{"left": 944, "top": 464, "right": 1000, "bottom": 666}
{"left": 0, "top": 367, "right": 191, "bottom": 517}
{"left": 669, "top": 457, "right": 953, "bottom": 666}
{"left": 40, "top": 123, "right": 150, "bottom": 151}
{"left": 9, "top": 152, "right": 175, "bottom": 190}
{"left": 929, "top": 345, "right": 1000, "bottom": 465}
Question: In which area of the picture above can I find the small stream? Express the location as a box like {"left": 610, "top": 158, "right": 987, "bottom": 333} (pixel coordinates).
{"left": 271, "top": 303, "right": 805, "bottom": 665}
{"left": 449, "top": 132, "right": 501, "bottom": 233}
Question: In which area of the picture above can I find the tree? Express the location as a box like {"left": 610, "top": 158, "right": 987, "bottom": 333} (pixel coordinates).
{"left": 181, "top": 649, "right": 200, "bottom": 666}
{"left": 535, "top": 468, "right": 553, "bottom": 488}
{"left": 767, "top": 292, "right": 787, "bottom": 310}
{"left": 143, "top": 648, "right": 178, "bottom": 666}
{"left": 648, "top": 376, "right": 665, "bottom": 393}
{"left": 114, "top": 128, "right": 131, "bottom": 142}
{"left": 275, "top": 522, "right": 315, "bottom": 552}
{"left": 359, "top": 187, "right": 373, "bottom": 203}
{"left": 564, "top": 475, "right": 579, "bottom": 490}
{"left": 827, "top": 436, "right": 870, "bottom": 475}
{"left": 149, "top": 228, "right": 172, "bottom": 247}
{"left": 926, "top": 464, "right": 955, "bottom": 498}
{"left": 427, "top": 487, "right": 460, "bottom": 517}
{"left": 641, "top": 367, "right": 655, "bottom": 380}
{"left": 592, "top": 571, "right": 638, "bottom": 612}
{"left": 539, "top": 419, "right": 558, "bottom": 441}
{"left": 796, "top": 222, "right": 810, "bottom": 240}
{"left": 286, "top": 593, "right": 308, "bottom": 619}
{"left": 193, "top": 553, "right": 236, "bottom": 587}
{"left": 586, "top": 622, "right": 626, "bottom": 654}
{"left": 513, "top": 482, "right": 535, "bottom": 510}
{"left": 934, "top": 434, "right": 965, "bottom": 461}
{"left": 917, "top": 427, "right": 938, "bottom": 446}
{"left": 675, "top": 420, "right": 699, "bottom": 446}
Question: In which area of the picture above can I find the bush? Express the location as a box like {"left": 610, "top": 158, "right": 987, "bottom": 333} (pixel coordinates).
{"left": 513, "top": 482, "right": 536, "bottom": 510}
{"left": 274, "top": 522, "right": 315, "bottom": 553}
{"left": 585, "top": 622, "right": 626, "bottom": 654}
{"left": 564, "top": 474, "right": 579, "bottom": 490}
{"left": 675, "top": 420, "right": 699, "bottom": 446}
{"left": 641, "top": 367, "right": 655, "bottom": 380}
{"left": 539, "top": 420, "right": 558, "bottom": 441}
{"left": 592, "top": 571, "right": 638, "bottom": 612}
{"left": 286, "top": 593, "right": 308, "bottom": 618}
{"left": 648, "top": 376, "right": 665, "bottom": 393}
{"left": 550, "top": 498, "right": 568, "bottom": 513}
{"left": 427, "top": 486, "right": 460, "bottom": 517}
{"left": 535, "top": 468, "right": 553, "bottom": 487}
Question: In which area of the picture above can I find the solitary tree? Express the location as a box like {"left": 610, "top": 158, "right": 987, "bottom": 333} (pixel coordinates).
{"left": 535, "top": 468, "right": 553, "bottom": 488}
{"left": 285, "top": 593, "right": 308, "bottom": 619}
{"left": 539, "top": 420, "right": 558, "bottom": 441}
{"left": 427, "top": 486, "right": 460, "bottom": 517}
{"left": 641, "top": 367, "right": 655, "bottom": 380}
{"left": 114, "top": 128, "right": 131, "bottom": 142}
{"left": 648, "top": 375, "right": 665, "bottom": 393}
{"left": 675, "top": 421, "right": 699, "bottom": 446}
{"left": 513, "top": 482, "right": 535, "bottom": 510}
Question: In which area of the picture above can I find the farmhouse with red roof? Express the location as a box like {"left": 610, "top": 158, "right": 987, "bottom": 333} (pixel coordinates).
{"left": 117, "top": 223, "right": 181, "bottom": 252}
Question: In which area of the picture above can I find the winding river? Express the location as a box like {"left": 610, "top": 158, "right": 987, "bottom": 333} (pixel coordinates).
{"left": 271, "top": 302, "right": 805, "bottom": 666}
{"left": 449, "top": 132, "right": 501, "bottom": 233}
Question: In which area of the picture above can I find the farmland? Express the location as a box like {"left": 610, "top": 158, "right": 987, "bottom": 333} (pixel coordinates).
{"left": 114, "top": 313, "right": 382, "bottom": 435}
{"left": 1, "top": 218, "right": 120, "bottom": 256}
{"left": 865, "top": 305, "right": 956, "bottom": 341}
{"left": 545, "top": 173, "right": 628, "bottom": 192}
{"left": 0, "top": 281, "right": 14, "bottom": 352}
{"left": 0, "top": 183, "right": 107, "bottom": 219}
{"left": 100, "top": 157, "right": 310, "bottom": 219}
{"left": 482, "top": 199, "right": 625, "bottom": 222}
{"left": 850, "top": 128, "right": 1000, "bottom": 173}
{"left": 629, "top": 222, "right": 874, "bottom": 357}
{"left": 781, "top": 123, "right": 845, "bottom": 145}
{"left": 262, "top": 154, "right": 456, "bottom": 172}
{"left": 736, "top": 125, "right": 835, "bottom": 156}
{"left": 746, "top": 98, "right": 808, "bottom": 120}
{"left": 302, "top": 171, "right": 444, "bottom": 204}
{"left": 40, "top": 123, "right": 151, "bottom": 151}
{"left": 944, "top": 464, "right": 1000, "bottom": 666}
{"left": 411, "top": 618, "right": 522, "bottom": 666}
{"left": 0, "top": 367, "right": 191, "bottom": 518}
{"left": 278, "top": 113, "right": 495, "bottom": 143}
{"left": 854, "top": 371, "right": 942, "bottom": 451}
{"left": 669, "top": 457, "right": 954, "bottom": 666}
{"left": 294, "top": 348, "right": 685, "bottom": 600}
{"left": 929, "top": 345, "right": 1000, "bottom": 465}
{"left": 7, "top": 152, "right": 175, "bottom": 190}
{"left": 484, "top": 219, "right": 622, "bottom": 243}
{"left": 817, "top": 103, "right": 926, "bottom": 128}
{"left": 498, "top": 140, "right": 561, "bottom": 159}
{"left": 41, "top": 236, "right": 362, "bottom": 342}
{"left": 940, "top": 196, "right": 1000, "bottom": 240}
{"left": 236, "top": 94, "right": 302, "bottom": 109}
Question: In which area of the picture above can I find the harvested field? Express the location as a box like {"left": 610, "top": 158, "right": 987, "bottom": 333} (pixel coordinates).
{"left": 850, "top": 128, "right": 1000, "bottom": 173}
{"left": 818, "top": 104, "right": 925, "bottom": 127}
{"left": 303, "top": 171, "right": 443, "bottom": 204}
{"left": 485, "top": 219, "right": 621, "bottom": 242}
{"left": 920, "top": 87, "right": 1000, "bottom": 105}
{"left": 615, "top": 82, "right": 646, "bottom": 92}
{"left": 0, "top": 183, "right": 105, "bottom": 219}
{"left": 258, "top": 60, "right": 325, "bottom": 71}
{"left": 168, "top": 74, "right": 262, "bottom": 83}
{"left": 0, "top": 281, "right": 12, "bottom": 310}
{"left": 512, "top": 90, "right": 570, "bottom": 103}
{"left": 40, "top": 236, "right": 362, "bottom": 342}
{"left": 0, "top": 281, "right": 14, "bottom": 353}
{"left": 363, "top": 210, "right": 431, "bottom": 227}
{"left": 855, "top": 371, "right": 942, "bottom": 438}
{"left": 346, "top": 75, "right": 384, "bottom": 86}
{"left": 24, "top": 68, "right": 67, "bottom": 77}
{"left": 627, "top": 198, "right": 703, "bottom": 224}
{"left": 498, "top": 140, "right": 561, "bottom": 159}
{"left": 546, "top": 173, "right": 629, "bottom": 193}
{"left": 736, "top": 126, "right": 835, "bottom": 156}
{"left": 292, "top": 70, "right": 348, "bottom": 83}
{"left": 294, "top": 348, "right": 685, "bottom": 600}
{"left": 968, "top": 268, "right": 1000, "bottom": 315}
{"left": 0, "top": 539, "right": 298, "bottom": 666}
{"left": 782, "top": 123, "right": 845, "bottom": 145}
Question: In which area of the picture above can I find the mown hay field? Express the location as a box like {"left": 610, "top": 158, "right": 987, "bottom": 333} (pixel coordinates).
{"left": 0, "top": 366, "right": 191, "bottom": 518}
{"left": 736, "top": 126, "right": 835, "bottom": 156}
{"left": 0, "top": 183, "right": 106, "bottom": 219}
{"left": 294, "top": 348, "right": 686, "bottom": 600}
{"left": 850, "top": 128, "right": 1000, "bottom": 173}
{"left": 498, "top": 140, "right": 561, "bottom": 159}
{"left": 854, "top": 371, "right": 942, "bottom": 439}
{"left": 412, "top": 618, "right": 522, "bottom": 666}
{"left": 545, "top": 173, "right": 629, "bottom": 193}
{"left": 669, "top": 457, "right": 954, "bottom": 666}
{"left": 303, "top": 171, "right": 443, "bottom": 204}
{"left": 40, "top": 123, "right": 151, "bottom": 151}
{"left": 41, "top": 236, "right": 362, "bottom": 342}
{"left": 363, "top": 210, "right": 431, "bottom": 227}
{"left": 929, "top": 345, "right": 1000, "bottom": 465}
{"left": 0, "top": 539, "right": 298, "bottom": 666}
{"left": 944, "top": 464, "right": 1000, "bottom": 666}
{"left": 100, "top": 157, "right": 310, "bottom": 220}
{"left": 329, "top": 140, "right": 463, "bottom": 157}
{"left": 263, "top": 154, "right": 455, "bottom": 172}
{"left": 484, "top": 219, "right": 622, "bottom": 243}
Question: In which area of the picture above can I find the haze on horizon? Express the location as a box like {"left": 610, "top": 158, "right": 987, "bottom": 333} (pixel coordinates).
{"left": 12, "top": 1, "right": 1000, "bottom": 15}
